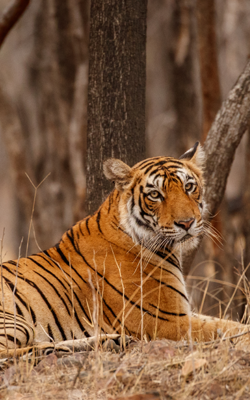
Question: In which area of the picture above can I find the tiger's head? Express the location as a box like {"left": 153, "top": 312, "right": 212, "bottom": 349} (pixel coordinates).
{"left": 104, "top": 142, "right": 206, "bottom": 252}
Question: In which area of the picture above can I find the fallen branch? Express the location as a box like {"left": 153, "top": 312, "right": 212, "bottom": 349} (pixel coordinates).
{"left": 0, "top": 0, "right": 30, "bottom": 48}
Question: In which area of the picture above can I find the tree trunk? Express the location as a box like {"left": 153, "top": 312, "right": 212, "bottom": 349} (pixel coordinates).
{"left": 183, "top": 60, "right": 250, "bottom": 272}
{"left": 243, "top": 129, "right": 250, "bottom": 289}
{"left": 167, "top": 0, "right": 200, "bottom": 157}
{"left": 196, "top": 0, "right": 221, "bottom": 140}
{"left": 86, "top": 0, "right": 147, "bottom": 215}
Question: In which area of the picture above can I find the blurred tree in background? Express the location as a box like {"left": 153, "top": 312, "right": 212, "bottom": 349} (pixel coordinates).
{"left": 0, "top": 0, "right": 89, "bottom": 252}
{"left": 86, "top": 0, "right": 146, "bottom": 215}
{"left": 1, "top": 0, "right": 250, "bottom": 319}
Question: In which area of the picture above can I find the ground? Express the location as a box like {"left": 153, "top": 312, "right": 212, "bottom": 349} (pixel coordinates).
{"left": 1, "top": 336, "right": 250, "bottom": 400}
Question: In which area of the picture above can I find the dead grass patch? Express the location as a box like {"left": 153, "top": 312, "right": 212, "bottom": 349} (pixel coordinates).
{"left": 1, "top": 337, "right": 250, "bottom": 400}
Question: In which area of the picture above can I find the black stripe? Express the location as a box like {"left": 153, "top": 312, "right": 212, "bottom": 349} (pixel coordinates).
{"left": 153, "top": 265, "right": 182, "bottom": 283}
{"left": 15, "top": 303, "right": 24, "bottom": 318}
{"left": 108, "top": 191, "right": 115, "bottom": 213}
{"left": 137, "top": 158, "right": 161, "bottom": 169}
{"left": 28, "top": 257, "right": 69, "bottom": 292}
{"left": 130, "top": 187, "right": 135, "bottom": 212}
{"left": 139, "top": 193, "right": 153, "bottom": 220}
{"left": 0, "top": 334, "right": 22, "bottom": 346}
{"left": 4, "top": 276, "right": 37, "bottom": 324}
{"left": 69, "top": 291, "right": 92, "bottom": 324}
{"left": 149, "top": 303, "right": 187, "bottom": 316}
{"left": 79, "top": 222, "right": 84, "bottom": 237}
{"left": 0, "top": 310, "right": 27, "bottom": 321}
{"left": 101, "top": 296, "right": 125, "bottom": 330}
{"left": 142, "top": 162, "right": 158, "bottom": 173}
{"left": 134, "top": 216, "right": 153, "bottom": 231}
{"left": 55, "top": 243, "right": 71, "bottom": 266}
{"left": 64, "top": 292, "right": 91, "bottom": 337}
{"left": 54, "top": 238, "right": 93, "bottom": 330}
{"left": 55, "top": 243, "right": 88, "bottom": 287}
{"left": 6, "top": 260, "right": 18, "bottom": 267}
{"left": 33, "top": 270, "right": 71, "bottom": 316}
{"left": 0, "top": 323, "right": 28, "bottom": 333}
{"left": 38, "top": 252, "right": 81, "bottom": 290}
{"left": 13, "top": 275, "right": 67, "bottom": 341}
{"left": 0, "top": 323, "right": 31, "bottom": 340}
{"left": 155, "top": 249, "right": 179, "bottom": 267}
{"left": 96, "top": 210, "right": 103, "bottom": 234}
{"left": 85, "top": 217, "right": 91, "bottom": 235}
{"left": 144, "top": 270, "right": 189, "bottom": 303}
{"left": 64, "top": 228, "right": 172, "bottom": 325}
{"left": 59, "top": 236, "right": 126, "bottom": 330}
{"left": 152, "top": 172, "right": 164, "bottom": 182}
{"left": 47, "top": 324, "right": 55, "bottom": 341}
{"left": 76, "top": 251, "right": 171, "bottom": 322}
{"left": 147, "top": 161, "right": 185, "bottom": 177}
{"left": 40, "top": 248, "right": 92, "bottom": 333}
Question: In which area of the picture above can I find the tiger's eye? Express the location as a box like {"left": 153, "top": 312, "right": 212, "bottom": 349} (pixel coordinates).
{"left": 149, "top": 191, "right": 160, "bottom": 199}
{"left": 185, "top": 182, "right": 194, "bottom": 192}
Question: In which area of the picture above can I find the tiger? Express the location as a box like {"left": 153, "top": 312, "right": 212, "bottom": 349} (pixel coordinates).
{"left": 0, "top": 141, "right": 249, "bottom": 354}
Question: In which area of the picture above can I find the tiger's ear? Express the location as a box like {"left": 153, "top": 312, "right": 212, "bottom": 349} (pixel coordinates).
{"left": 179, "top": 142, "right": 205, "bottom": 169}
{"left": 103, "top": 158, "right": 132, "bottom": 190}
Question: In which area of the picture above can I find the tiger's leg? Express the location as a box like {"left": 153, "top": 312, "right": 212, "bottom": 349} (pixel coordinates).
{"left": 0, "top": 310, "right": 35, "bottom": 351}
{"left": 155, "top": 314, "right": 250, "bottom": 343}
{"left": 189, "top": 313, "right": 250, "bottom": 343}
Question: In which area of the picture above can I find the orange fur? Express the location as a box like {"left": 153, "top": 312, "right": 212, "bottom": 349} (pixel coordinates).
{"left": 0, "top": 143, "right": 249, "bottom": 351}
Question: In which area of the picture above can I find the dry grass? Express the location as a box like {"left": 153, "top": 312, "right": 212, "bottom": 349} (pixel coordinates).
{"left": 1, "top": 336, "right": 250, "bottom": 400}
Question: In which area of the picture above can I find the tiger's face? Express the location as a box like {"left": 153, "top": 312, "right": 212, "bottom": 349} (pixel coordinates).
{"left": 104, "top": 142, "right": 206, "bottom": 252}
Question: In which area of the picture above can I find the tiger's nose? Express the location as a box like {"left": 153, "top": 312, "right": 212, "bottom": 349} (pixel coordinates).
{"left": 174, "top": 218, "right": 195, "bottom": 231}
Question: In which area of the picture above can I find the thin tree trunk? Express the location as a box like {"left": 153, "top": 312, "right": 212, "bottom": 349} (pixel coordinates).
{"left": 183, "top": 61, "right": 250, "bottom": 272}
{"left": 243, "top": 129, "right": 250, "bottom": 285}
{"left": 167, "top": 0, "right": 200, "bottom": 157}
{"left": 195, "top": 0, "right": 234, "bottom": 316}
{"left": 203, "top": 63, "right": 250, "bottom": 218}
{"left": 196, "top": 0, "right": 221, "bottom": 140}
{"left": 86, "top": 0, "right": 147, "bottom": 215}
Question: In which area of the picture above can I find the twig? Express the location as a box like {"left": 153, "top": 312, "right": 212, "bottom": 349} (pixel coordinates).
{"left": 223, "top": 261, "right": 250, "bottom": 318}
{"left": 0, "top": 0, "right": 30, "bottom": 48}
{"left": 25, "top": 172, "right": 51, "bottom": 258}
{"left": 0, "top": 229, "right": 8, "bottom": 355}
{"left": 13, "top": 238, "right": 23, "bottom": 360}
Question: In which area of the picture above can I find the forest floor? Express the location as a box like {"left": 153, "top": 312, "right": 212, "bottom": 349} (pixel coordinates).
{"left": 1, "top": 336, "right": 250, "bottom": 400}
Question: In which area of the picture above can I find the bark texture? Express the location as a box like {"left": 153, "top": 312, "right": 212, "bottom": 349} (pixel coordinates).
{"left": 243, "top": 129, "right": 250, "bottom": 279}
{"left": 203, "top": 61, "right": 250, "bottom": 219}
{"left": 168, "top": 0, "right": 200, "bottom": 157}
{"left": 196, "top": 0, "right": 221, "bottom": 139}
{"left": 86, "top": 0, "right": 147, "bottom": 215}
{"left": 184, "top": 61, "right": 250, "bottom": 272}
